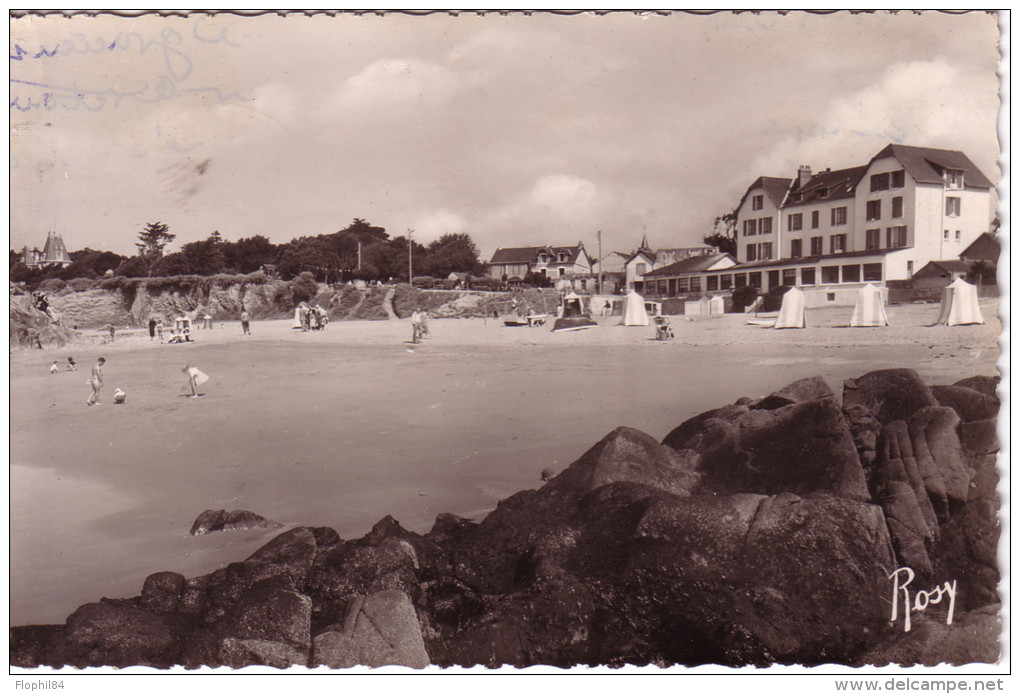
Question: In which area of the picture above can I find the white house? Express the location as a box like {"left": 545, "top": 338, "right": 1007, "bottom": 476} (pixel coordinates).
{"left": 717, "top": 144, "right": 994, "bottom": 306}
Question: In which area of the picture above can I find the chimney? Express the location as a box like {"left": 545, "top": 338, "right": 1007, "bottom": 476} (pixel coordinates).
{"left": 798, "top": 165, "right": 812, "bottom": 187}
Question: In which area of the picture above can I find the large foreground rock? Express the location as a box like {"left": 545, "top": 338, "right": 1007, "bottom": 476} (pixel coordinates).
{"left": 10, "top": 369, "right": 1000, "bottom": 669}
{"left": 312, "top": 590, "right": 429, "bottom": 669}
{"left": 663, "top": 391, "right": 868, "bottom": 501}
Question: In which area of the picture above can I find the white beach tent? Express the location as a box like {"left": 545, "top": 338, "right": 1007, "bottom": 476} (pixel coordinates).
{"left": 849, "top": 283, "right": 890, "bottom": 327}
{"left": 621, "top": 291, "right": 650, "bottom": 326}
{"left": 933, "top": 277, "right": 985, "bottom": 326}
{"left": 773, "top": 286, "right": 807, "bottom": 329}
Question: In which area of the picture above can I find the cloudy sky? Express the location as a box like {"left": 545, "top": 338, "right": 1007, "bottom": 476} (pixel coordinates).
{"left": 9, "top": 10, "right": 1004, "bottom": 261}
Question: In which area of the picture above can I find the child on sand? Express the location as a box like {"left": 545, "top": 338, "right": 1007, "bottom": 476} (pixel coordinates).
{"left": 49, "top": 361, "right": 60, "bottom": 374}
{"left": 66, "top": 357, "right": 77, "bottom": 371}
{"left": 86, "top": 357, "right": 105, "bottom": 406}
{"left": 182, "top": 364, "right": 210, "bottom": 398}
{"left": 113, "top": 388, "right": 127, "bottom": 404}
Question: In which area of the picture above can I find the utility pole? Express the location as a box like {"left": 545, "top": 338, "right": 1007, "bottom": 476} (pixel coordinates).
{"left": 407, "top": 229, "right": 414, "bottom": 283}
{"left": 597, "top": 229, "right": 604, "bottom": 296}
{"left": 357, "top": 240, "right": 362, "bottom": 271}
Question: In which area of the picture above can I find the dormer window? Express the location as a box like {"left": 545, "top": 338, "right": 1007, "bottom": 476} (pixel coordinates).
{"left": 752, "top": 194, "right": 764, "bottom": 211}
{"left": 818, "top": 188, "right": 829, "bottom": 198}
{"left": 557, "top": 252, "right": 568, "bottom": 262}
{"left": 945, "top": 169, "right": 964, "bottom": 189}
{"left": 538, "top": 253, "right": 549, "bottom": 263}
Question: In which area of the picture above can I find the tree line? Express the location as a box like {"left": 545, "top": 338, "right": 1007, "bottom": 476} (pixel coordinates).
{"left": 10, "top": 219, "right": 489, "bottom": 287}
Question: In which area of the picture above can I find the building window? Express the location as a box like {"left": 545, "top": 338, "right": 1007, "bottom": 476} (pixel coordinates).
{"left": 892, "top": 196, "right": 903, "bottom": 218}
{"left": 720, "top": 274, "right": 733, "bottom": 290}
{"left": 801, "top": 267, "right": 816, "bottom": 285}
{"left": 558, "top": 267, "right": 566, "bottom": 277}
{"left": 707, "top": 275, "right": 718, "bottom": 291}
{"left": 891, "top": 170, "right": 905, "bottom": 188}
{"left": 866, "top": 200, "right": 882, "bottom": 221}
{"left": 744, "top": 219, "right": 757, "bottom": 237}
{"left": 907, "top": 260, "right": 914, "bottom": 276}
{"left": 636, "top": 262, "right": 647, "bottom": 275}
{"left": 842, "top": 264, "right": 861, "bottom": 283}
{"left": 945, "top": 170, "right": 964, "bottom": 189}
{"left": 887, "top": 226, "right": 908, "bottom": 248}
{"left": 690, "top": 277, "right": 701, "bottom": 292}
{"left": 870, "top": 172, "right": 890, "bottom": 192}
{"left": 749, "top": 272, "right": 762, "bottom": 289}
{"left": 822, "top": 266, "right": 840, "bottom": 283}
{"left": 788, "top": 213, "right": 803, "bottom": 231}
{"left": 757, "top": 242, "right": 771, "bottom": 260}
{"left": 678, "top": 277, "right": 690, "bottom": 292}
{"left": 831, "top": 207, "right": 848, "bottom": 226}
{"left": 790, "top": 239, "right": 803, "bottom": 258}
{"left": 865, "top": 228, "right": 881, "bottom": 250}
{"left": 944, "top": 229, "right": 950, "bottom": 241}
{"left": 760, "top": 217, "right": 773, "bottom": 235}
{"left": 827, "top": 292, "right": 836, "bottom": 301}
{"left": 811, "top": 210, "right": 820, "bottom": 229}
{"left": 862, "top": 263, "right": 883, "bottom": 282}
{"left": 955, "top": 230, "right": 961, "bottom": 242}
{"left": 782, "top": 268, "right": 797, "bottom": 286}
{"left": 752, "top": 194, "right": 764, "bottom": 210}
{"left": 810, "top": 236, "right": 823, "bottom": 256}
{"left": 746, "top": 245, "right": 757, "bottom": 262}
{"left": 734, "top": 273, "right": 747, "bottom": 288}
{"left": 946, "top": 197, "right": 961, "bottom": 217}
{"left": 830, "top": 234, "right": 847, "bottom": 254}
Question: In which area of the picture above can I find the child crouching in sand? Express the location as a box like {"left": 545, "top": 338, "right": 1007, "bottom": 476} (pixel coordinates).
{"left": 182, "top": 364, "right": 210, "bottom": 398}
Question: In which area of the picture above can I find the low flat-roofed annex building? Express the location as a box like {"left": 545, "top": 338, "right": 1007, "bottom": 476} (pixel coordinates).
{"left": 638, "top": 252, "right": 737, "bottom": 297}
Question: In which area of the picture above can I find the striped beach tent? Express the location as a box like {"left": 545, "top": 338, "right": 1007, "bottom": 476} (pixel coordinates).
{"left": 933, "top": 277, "right": 985, "bottom": 326}
{"left": 849, "top": 283, "right": 890, "bottom": 327}
{"left": 774, "top": 286, "right": 806, "bottom": 329}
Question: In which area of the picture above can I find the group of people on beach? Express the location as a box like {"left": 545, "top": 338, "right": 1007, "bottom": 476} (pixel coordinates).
{"left": 296, "top": 303, "right": 329, "bottom": 332}
{"left": 411, "top": 307, "right": 430, "bottom": 343}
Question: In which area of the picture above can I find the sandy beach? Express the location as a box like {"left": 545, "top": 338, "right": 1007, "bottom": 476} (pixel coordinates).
{"left": 9, "top": 299, "right": 1002, "bottom": 626}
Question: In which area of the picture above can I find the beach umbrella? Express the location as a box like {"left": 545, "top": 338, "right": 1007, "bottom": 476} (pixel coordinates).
{"left": 849, "top": 283, "right": 890, "bottom": 327}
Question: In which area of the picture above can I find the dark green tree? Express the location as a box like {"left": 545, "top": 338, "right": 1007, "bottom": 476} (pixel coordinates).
{"left": 289, "top": 271, "right": 319, "bottom": 305}
{"left": 421, "top": 232, "right": 483, "bottom": 278}
{"left": 704, "top": 211, "right": 737, "bottom": 256}
{"left": 135, "top": 221, "right": 177, "bottom": 261}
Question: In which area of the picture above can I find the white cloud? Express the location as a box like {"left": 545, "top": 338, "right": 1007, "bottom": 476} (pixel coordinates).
{"left": 413, "top": 208, "right": 468, "bottom": 240}
{"left": 748, "top": 59, "right": 1001, "bottom": 179}
{"left": 527, "top": 174, "right": 598, "bottom": 210}
{"left": 343, "top": 58, "right": 458, "bottom": 107}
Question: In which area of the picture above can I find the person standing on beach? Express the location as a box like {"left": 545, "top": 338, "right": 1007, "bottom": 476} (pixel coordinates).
{"left": 148, "top": 317, "right": 157, "bottom": 341}
{"left": 240, "top": 309, "right": 251, "bottom": 335}
{"left": 86, "top": 357, "right": 106, "bottom": 406}
{"left": 411, "top": 308, "right": 424, "bottom": 343}
{"left": 182, "top": 364, "right": 209, "bottom": 398}
{"left": 107, "top": 324, "right": 116, "bottom": 342}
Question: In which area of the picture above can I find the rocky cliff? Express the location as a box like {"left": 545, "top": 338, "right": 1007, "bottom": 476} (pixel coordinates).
{"left": 9, "top": 369, "right": 1000, "bottom": 669}
{"left": 16, "top": 277, "right": 553, "bottom": 333}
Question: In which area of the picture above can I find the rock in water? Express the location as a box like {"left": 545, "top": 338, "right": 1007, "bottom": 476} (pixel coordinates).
{"left": 189, "top": 509, "right": 283, "bottom": 536}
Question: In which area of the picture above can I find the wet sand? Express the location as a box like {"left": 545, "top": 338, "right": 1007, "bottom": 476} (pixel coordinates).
{"left": 9, "top": 300, "right": 1002, "bottom": 625}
